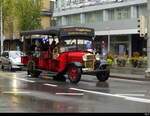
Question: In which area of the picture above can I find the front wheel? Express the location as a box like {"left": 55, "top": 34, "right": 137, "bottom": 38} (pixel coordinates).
{"left": 67, "top": 65, "right": 81, "bottom": 84}
{"left": 96, "top": 71, "right": 110, "bottom": 82}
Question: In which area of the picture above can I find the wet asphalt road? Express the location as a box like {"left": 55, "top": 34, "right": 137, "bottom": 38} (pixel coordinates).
{"left": 0, "top": 70, "right": 150, "bottom": 113}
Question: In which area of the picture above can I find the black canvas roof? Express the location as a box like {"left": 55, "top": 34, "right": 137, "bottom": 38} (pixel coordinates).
{"left": 20, "top": 28, "right": 59, "bottom": 36}
{"left": 20, "top": 26, "right": 94, "bottom": 40}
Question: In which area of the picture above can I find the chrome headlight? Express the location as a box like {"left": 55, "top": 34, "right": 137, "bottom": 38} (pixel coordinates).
{"left": 82, "top": 55, "right": 87, "bottom": 61}
{"left": 82, "top": 53, "right": 94, "bottom": 61}
{"left": 95, "top": 54, "right": 100, "bottom": 61}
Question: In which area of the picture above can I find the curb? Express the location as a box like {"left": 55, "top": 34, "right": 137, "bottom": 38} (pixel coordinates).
{"left": 110, "top": 74, "right": 150, "bottom": 81}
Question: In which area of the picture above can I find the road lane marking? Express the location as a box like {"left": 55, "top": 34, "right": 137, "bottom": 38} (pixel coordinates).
{"left": 110, "top": 78, "right": 148, "bottom": 83}
{"left": 44, "top": 83, "right": 57, "bottom": 87}
{"left": 116, "top": 94, "right": 145, "bottom": 97}
{"left": 56, "top": 93, "right": 84, "bottom": 96}
{"left": 16, "top": 78, "right": 35, "bottom": 83}
{"left": 2, "top": 91, "right": 31, "bottom": 94}
{"left": 0, "top": 73, "right": 35, "bottom": 83}
{"left": 70, "top": 88, "right": 150, "bottom": 104}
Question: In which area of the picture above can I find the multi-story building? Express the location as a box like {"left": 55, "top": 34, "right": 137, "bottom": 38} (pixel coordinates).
{"left": 3, "top": 0, "right": 54, "bottom": 51}
{"left": 53, "top": 0, "right": 147, "bottom": 57}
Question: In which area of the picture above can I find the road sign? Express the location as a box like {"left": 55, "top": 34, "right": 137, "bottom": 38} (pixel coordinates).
{"left": 138, "top": 16, "right": 146, "bottom": 37}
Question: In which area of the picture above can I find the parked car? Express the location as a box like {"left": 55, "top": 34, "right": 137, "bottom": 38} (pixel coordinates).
{"left": 0, "top": 51, "right": 24, "bottom": 71}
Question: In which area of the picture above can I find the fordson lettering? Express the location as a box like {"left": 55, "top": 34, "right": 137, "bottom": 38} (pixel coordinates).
{"left": 64, "top": 28, "right": 92, "bottom": 32}
{"left": 68, "top": 32, "right": 88, "bottom": 35}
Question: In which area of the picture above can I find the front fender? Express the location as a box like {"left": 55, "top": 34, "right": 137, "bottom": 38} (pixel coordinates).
{"left": 100, "top": 59, "right": 109, "bottom": 66}
{"left": 69, "top": 62, "right": 84, "bottom": 68}
{"left": 62, "top": 62, "right": 84, "bottom": 74}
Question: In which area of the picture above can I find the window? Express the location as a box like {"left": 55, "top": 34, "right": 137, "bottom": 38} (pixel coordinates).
{"left": 115, "top": 7, "right": 130, "bottom": 20}
{"left": 108, "top": 9, "right": 115, "bottom": 20}
{"left": 66, "top": 14, "right": 80, "bottom": 25}
{"left": 108, "top": 7, "right": 130, "bottom": 21}
{"left": 2, "top": 52, "right": 9, "bottom": 57}
{"left": 85, "top": 11, "right": 103, "bottom": 24}
{"left": 56, "top": 17, "right": 62, "bottom": 26}
{"left": 137, "top": 4, "right": 147, "bottom": 18}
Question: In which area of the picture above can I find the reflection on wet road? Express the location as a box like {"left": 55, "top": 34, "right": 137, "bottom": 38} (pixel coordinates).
{"left": 0, "top": 71, "right": 150, "bottom": 112}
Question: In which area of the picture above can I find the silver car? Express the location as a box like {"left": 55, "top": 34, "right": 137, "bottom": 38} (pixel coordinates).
{"left": 0, "top": 51, "right": 24, "bottom": 71}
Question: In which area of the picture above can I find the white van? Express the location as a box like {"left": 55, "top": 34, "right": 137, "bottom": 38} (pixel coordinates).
{"left": 0, "top": 51, "right": 24, "bottom": 71}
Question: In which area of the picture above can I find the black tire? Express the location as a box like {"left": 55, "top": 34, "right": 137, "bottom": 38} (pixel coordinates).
{"left": 31, "top": 70, "right": 41, "bottom": 77}
{"left": 27, "top": 61, "right": 40, "bottom": 78}
{"left": 67, "top": 65, "right": 81, "bottom": 84}
{"left": 53, "top": 73, "right": 66, "bottom": 82}
{"left": 96, "top": 71, "right": 110, "bottom": 82}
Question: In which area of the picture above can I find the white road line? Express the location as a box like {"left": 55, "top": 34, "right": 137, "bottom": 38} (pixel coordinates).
{"left": 56, "top": 93, "right": 84, "bottom": 96}
{"left": 70, "top": 88, "right": 150, "bottom": 104}
{"left": 44, "top": 83, "right": 57, "bottom": 87}
{"left": 0, "top": 73, "right": 35, "bottom": 83}
{"left": 15, "top": 78, "right": 35, "bottom": 83}
{"left": 116, "top": 94, "right": 145, "bottom": 97}
{"left": 110, "top": 78, "right": 146, "bottom": 83}
{"left": 2, "top": 91, "right": 31, "bottom": 94}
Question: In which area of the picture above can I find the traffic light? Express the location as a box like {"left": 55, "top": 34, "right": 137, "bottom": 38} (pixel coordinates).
{"left": 138, "top": 16, "right": 146, "bottom": 37}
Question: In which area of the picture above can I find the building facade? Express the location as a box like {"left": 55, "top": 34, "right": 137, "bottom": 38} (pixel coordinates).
{"left": 53, "top": 0, "right": 148, "bottom": 57}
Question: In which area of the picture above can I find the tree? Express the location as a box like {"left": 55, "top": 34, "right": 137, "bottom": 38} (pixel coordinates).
{"left": 0, "top": 0, "right": 16, "bottom": 33}
{"left": 16, "top": 0, "right": 43, "bottom": 31}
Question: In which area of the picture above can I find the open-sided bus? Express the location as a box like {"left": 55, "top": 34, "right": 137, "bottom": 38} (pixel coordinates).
{"left": 20, "top": 26, "right": 110, "bottom": 84}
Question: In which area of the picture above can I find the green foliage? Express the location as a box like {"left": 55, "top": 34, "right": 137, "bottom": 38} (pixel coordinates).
{"left": 0, "top": 0, "right": 43, "bottom": 33}
{"left": 15, "top": 0, "right": 42, "bottom": 31}
{"left": 106, "top": 59, "right": 113, "bottom": 66}
{"left": 0, "top": 0, "right": 17, "bottom": 32}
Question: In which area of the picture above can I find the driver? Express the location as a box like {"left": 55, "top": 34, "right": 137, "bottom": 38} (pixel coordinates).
{"left": 52, "top": 43, "right": 60, "bottom": 59}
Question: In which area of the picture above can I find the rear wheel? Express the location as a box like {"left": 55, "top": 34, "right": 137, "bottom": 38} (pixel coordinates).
{"left": 67, "top": 65, "right": 81, "bottom": 84}
{"left": 27, "top": 61, "right": 40, "bottom": 78}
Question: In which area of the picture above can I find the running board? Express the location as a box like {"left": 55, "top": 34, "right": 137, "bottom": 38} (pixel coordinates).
{"left": 35, "top": 69, "right": 59, "bottom": 76}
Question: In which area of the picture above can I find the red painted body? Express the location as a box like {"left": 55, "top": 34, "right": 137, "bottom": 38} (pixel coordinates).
{"left": 21, "top": 50, "right": 91, "bottom": 72}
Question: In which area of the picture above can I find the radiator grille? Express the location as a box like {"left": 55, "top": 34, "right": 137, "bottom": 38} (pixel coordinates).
{"left": 84, "top": 54, "right": 95, "bottom": 71}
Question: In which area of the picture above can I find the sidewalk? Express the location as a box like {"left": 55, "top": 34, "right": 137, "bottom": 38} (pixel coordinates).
{"left": 110, "top": 66, "right": 150, "bottom": 81}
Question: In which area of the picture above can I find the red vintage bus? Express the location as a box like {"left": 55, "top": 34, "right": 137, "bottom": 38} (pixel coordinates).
{"left": 20, "top": 26, "right": 110, "bottom": 84}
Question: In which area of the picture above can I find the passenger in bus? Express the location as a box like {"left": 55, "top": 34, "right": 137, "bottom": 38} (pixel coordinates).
{"left": 30, "top": 41, "right": 36, "bottom": 51}
{"left": 49, "top": 41, "right": 56, "bottom": 52}
{"left": 48, "top": 41, "right": 56, "bottom": 58}
{"left": 52, "top": 42, "right": 60, "bottom": 59}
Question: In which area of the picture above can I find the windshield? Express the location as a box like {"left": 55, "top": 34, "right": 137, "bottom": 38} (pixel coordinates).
{"left": 60, "top": 38, "right": 93, "bottom": 53}
{"left": 9, "top": 51, "right": 21, "bottom": 59}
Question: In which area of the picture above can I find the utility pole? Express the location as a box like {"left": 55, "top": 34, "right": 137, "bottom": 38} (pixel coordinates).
{"left": 145, "top": 0, "right": 150, "bottom": 78}
{"left": 0, "top": 6, "right": 3, "bottom": 55}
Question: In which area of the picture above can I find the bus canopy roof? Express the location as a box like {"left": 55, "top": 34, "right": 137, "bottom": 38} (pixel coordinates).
{"left": 20, "top": 26, "right": 94, "bottom": 40}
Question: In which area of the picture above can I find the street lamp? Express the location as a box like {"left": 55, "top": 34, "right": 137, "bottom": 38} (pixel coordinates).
{"left": 106, "top": 27, "right": 110, "bottom": 53}
{"left": 0, "top": 6, "right": 3, "bottom": 55}
{"left": 145, "top": 0, "right": 150, "bottom": 78}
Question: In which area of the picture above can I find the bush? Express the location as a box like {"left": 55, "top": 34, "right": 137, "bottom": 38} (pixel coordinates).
{"left": 116, "top": 55, "right": 127, "bottom": 67}
{"left": 106, "top": 59, "right": 113, "bottom": 66}
{"left": 130, "top": 52, "right": 146, "bottom": 68}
